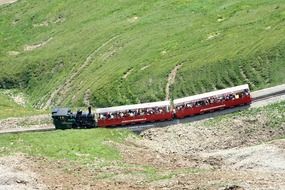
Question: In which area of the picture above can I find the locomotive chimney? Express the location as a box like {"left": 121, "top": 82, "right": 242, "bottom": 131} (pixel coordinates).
{"left": 88, "top": 106, "right": 91, "bottom": 115}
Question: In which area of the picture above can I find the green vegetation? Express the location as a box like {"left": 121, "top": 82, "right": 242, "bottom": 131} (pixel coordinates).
{"left": 0, "top": 0, "right": 285, "bottom": 108}
{"left": 0, "top": 124, "right": 204, "bottom": 181}
{"left": 0, "top": 92, "right": 44, "bottom": 119}
{"left": 204, "top": 101, "right": 285, "bottom": 128}
{"left": 0, "top": 128, "right": 133, "bottom": 162}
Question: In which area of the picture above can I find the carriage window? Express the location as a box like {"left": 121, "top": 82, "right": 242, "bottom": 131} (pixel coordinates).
{"left": 98, "top": 106, "right": 168, "bottom": 120}
{"left": 175, "top": 88, "right": 250, "bottom": 111}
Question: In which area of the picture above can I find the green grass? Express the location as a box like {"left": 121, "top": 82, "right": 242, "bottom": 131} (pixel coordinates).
{"left": 0, "top": 92, "right": 44, "bottom": 119}
{"left": 0, "top": 128, "right": 133, "bottom": 162}
{"left": 0, "top": 0, "right": 285, "bottom": 108}
{"left": 204, "top": 101, "right": 285, "bottom": 128}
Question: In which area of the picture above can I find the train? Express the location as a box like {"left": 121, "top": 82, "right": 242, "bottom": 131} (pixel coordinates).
{"left": 51, "top": 84, "right": 252, "bottom": 129}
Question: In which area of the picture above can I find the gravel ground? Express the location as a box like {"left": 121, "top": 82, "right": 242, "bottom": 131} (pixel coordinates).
{"left": 200, "top": 139, "right": 285, "bottom": 172}
{"left": 0, "top": 155, "right": 46, "bottom": 190}
{"left": 0, "top": 114, "right": 53, "bottom": 132}
{"left": 140, "top": 115, "right": 285, "bottom": 155}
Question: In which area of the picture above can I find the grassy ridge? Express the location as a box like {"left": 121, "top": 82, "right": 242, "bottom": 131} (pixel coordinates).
{"left": 0, "top": 92, "right": 43, "bottom": 119}
{"left": 204, "top": 101, "right": 285, "bottom": 129}
{"left": 0, "top": 0, "right": 285, "bottom": 108}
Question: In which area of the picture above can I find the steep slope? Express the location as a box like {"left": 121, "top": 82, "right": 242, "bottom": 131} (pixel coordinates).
{"left": 0, "top": 92, "right": 43, "bottom": 119}
{"left": 0, "top": 0, "right": 285, "bottom": 108}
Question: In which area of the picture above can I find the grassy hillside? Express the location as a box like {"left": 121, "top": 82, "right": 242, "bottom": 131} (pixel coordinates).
{"left": 0, "top": 92, "right": 43, "bottom": 119}
{"left": 0, "top": 0, "right": 285, "bottom": 108}
{"left": 0, "top": 128, "right": 133, "bottom": 162}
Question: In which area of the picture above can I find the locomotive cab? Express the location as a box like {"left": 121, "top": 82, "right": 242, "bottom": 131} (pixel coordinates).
{"left": 51, "top": 108, "right": 75, "bottom": 129}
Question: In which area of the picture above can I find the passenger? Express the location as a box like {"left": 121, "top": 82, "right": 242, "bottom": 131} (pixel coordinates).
{"left": 99, "top": 114, "right": 105, "bottom": 119}
{"left": 225, "top": 95, "right": 229, "bottom": 100}
{"left": 244, "top": 89, "right": 249, "bottom": 96}
{"left": 204, "top": 99, "right": 209, "bottom": 105}
{"left": 207, "top": 98, "right": 211, "bottom": 104}
{"left": 235, "top": 94, "right": 239, "bottom": 99}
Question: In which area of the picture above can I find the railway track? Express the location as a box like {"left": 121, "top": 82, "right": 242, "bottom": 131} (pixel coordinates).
{"left": 1, "top": 85, "right": 285, "bottom": 135}
{"left": 0, "top": 126, "right": 55, "bottom": 135}
{"left": 252, "top": 90, "right": 285, "bottom": 102}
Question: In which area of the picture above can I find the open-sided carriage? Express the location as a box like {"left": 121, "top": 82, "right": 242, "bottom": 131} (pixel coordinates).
{"left": 96, "top": 101, "right": 173, "bottom": 127}
{"left": 173, "top": 84, "right": 252, "bottom": 119}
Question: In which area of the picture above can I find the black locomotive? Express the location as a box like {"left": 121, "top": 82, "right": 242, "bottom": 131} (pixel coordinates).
{"left": 51, "top": 107, "right": 96, "bottom": 129}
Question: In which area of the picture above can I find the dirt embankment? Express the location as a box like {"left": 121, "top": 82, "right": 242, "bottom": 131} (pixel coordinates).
{"left": 140, "top": 115, "right": 285, "bottom": 155}
{"left": 0, "top": 154, "right": 132, "bottom": 190}
{"left": 0, "top": 155, "right": 46, "bottom": 190}
{"left": 129, "top": 109, "right": 285, "bottom": 189}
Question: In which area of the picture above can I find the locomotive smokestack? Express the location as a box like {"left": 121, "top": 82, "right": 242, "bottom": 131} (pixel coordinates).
{"left": 88, "top": 106, "right": 91, "bottom": 115}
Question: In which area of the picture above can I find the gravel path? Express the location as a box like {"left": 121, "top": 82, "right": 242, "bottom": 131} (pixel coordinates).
{"left": 0, "top": 114, "right": 53, "bottom": 134}
{"left": 0, "top": 0, "right": 17, "bottom": 6}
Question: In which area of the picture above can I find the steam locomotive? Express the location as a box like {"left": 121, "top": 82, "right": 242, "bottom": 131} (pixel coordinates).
{"left": 52, "top": 84, "right": 252, "bottom": 129}
{"left": 52, "top": 107, "right": 96, "bottom": 129}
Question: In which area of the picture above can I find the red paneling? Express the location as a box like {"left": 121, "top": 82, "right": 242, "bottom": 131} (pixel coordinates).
{"left": 98, "top": 112, "right": 173, "bottom": 127}
{"left": 175, "top": 96, "right": 252, "bottom": 119}
{"left": 97, "top": 96, "right": 252, "bottom": 127}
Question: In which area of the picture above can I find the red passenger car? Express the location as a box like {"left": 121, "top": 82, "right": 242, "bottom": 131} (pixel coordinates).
{"left": 96, "top": 101, "right": 173, "bottom": 127}
{"left": 173, "top": 84, "right": 252, "bottom": 119}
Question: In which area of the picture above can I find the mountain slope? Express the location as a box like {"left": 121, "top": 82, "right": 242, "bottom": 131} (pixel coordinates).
{"left": 0, "top": 0, "right": 285, "bottom": 108}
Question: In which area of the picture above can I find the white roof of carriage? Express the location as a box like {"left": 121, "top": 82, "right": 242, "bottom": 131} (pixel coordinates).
{"left": 96, "top": 101, "right": 171, "bottom": 113}
{"left": 173, "top": 84, "right": 249, "bottom": 105}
